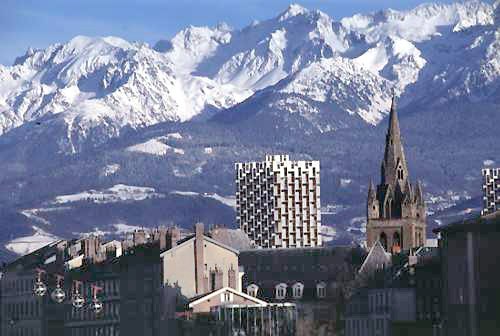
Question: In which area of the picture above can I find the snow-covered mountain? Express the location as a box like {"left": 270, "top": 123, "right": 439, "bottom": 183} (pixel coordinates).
{"left": 1, "top": 1, "right": 499, "bottom": 153}
{"left": 0, "top": 1, "right": 499, "bottom": 259}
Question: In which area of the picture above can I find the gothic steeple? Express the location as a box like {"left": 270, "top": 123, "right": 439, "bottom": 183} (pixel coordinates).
{"left": 366, "top": 94, "right": 426, "bottom": 252}
{"left": 381, "top": 95, "right": 409, "bottom": 190}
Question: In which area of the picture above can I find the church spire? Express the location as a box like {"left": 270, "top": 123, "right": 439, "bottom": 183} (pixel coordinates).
{"left": 381, "top": 94, "right": 408, "bottom": 188}
{"left": 388, "top": 95, "right": 400, "bottom": 140}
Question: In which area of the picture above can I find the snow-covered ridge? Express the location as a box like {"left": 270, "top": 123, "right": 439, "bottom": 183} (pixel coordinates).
{"left": 170, "top": 190, "right": 236, "bottom": 209}
{"left": 53, "top": 184, "right": 165, "bottom": 204}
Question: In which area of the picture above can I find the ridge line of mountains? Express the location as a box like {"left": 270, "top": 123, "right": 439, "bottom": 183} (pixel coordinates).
{"left": 0, "top": 1, "right": 499, "bottom": 261}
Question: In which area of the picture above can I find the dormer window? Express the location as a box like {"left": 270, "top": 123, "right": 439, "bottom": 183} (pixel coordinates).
{"left": 316, "top": 282, "right": 327, "bottom": 298}
{"left": 292, "top": 283, "right": 304, "bottom": 299}
{"left": 247, "top": 284, "right": 259, "bottom": 297}
{"left": 275, "top": 283, "right": 287, "bottom": 300}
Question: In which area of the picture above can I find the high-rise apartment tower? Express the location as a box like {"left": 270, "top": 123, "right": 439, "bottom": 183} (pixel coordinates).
{"left": 235, "top": 155, "right": 321, "bottom": 248}
{"left": 481, "top": 168, "right": 500, "bottom": 217}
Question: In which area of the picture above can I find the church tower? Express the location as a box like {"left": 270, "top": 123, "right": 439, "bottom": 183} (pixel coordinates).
{"left": 366, "top": 97, "right": 426, "bottom": 253}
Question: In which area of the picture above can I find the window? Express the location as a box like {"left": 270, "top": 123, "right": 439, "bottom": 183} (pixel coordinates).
{"left": 247, "top": 284, "right": 259, "bottom": 297}
{"left": 292, "top": 283, "right": 304, "bottom": 299}
{"left": 316, "top": 282, "right": 326, "bottom": 298}
{"left": 222, "top": 292, "right": 232, "bottom": 303}
{"left": 275, "top": 283, "right": 287, "bottom": 299}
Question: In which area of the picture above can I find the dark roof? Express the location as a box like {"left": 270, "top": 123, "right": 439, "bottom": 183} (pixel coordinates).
{"left": 433, "top": 214, "right": 500, "bottom": 235}
{"left": 240, "top": 245, "right": 355, "bottom": 257}
{"left": 208, "top": 229, "right": 252, "bottom": 251}
{"left": 240, "top": 246, "right": 364, "bottom": 294}
{"left": 2, "top": 239, "right": 66, "bottom": 271}
{"left": 176, "top": 234, "right": 195, "bottom": 246}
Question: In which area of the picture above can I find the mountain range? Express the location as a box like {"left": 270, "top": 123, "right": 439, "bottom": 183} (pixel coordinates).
{"left": 0, "top": 1, "right": 499, "bottom": 261}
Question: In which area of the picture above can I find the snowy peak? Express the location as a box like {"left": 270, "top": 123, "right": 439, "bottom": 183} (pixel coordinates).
{"left": 341, "top": 1, "right": 495, "bottom": 43}
{"left": 0, "top": 1, "right": 499, "bottom": 154}
{"left": 160, "top": 24, "right": 233, "bottom": 73}
{"left": 279, "top": 4, "right": 309, "bottom": 21}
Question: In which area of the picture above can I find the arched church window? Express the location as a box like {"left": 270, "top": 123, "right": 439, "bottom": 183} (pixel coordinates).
{"left": 379, "top": 232, "right": 388, "bottom": 251}
{"left": 397, "top": 166, "right": 404, "bottom": 180}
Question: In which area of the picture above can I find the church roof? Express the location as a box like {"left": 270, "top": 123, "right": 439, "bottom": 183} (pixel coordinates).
{"left": 358, "top": 240, "right": 391, "bottom": 275}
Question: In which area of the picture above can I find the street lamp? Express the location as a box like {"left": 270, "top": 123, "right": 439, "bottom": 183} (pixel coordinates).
{"left": 33, "top": 268, "right": 47, "bottom": 297}
{"left": 32, "top": 268, "right": 104, "bottom": 315}
{"left": 72, "top": 280, "right": 85, "bottom": 309}
{"left": 90, "top": 284, "right": 104, "bottom": 315}
{"left": 50, "top": 274, "right": 66, "bottom": 303}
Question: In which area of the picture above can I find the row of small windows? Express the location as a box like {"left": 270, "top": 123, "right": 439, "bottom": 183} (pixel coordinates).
{"left": 69, "top": 325, "right": 119, "bottom": 336}
{"left": 4, "top": 327, "right": 41, "bottom": 336}
{"left": 346, "top": 318, "right": 386, "bottom": 336}
{"left": 2, "top": 278, "right": 35, "bottom": 294}
{"left": 247, "top": 282, "right": 327, "bottom": 300}
{"left": 68, "top": 301, "right": 120, "bottom": 321}
{"left": 248, "top": 264, "right": 332, "bottom": 272}
{"left": 4, "top": 300, "right": 41, "bottom": 319}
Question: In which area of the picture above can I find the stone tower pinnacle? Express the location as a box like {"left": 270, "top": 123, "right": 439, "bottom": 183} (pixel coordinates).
{"left": 381, "top": 96, "right": 408, "bottom": 191}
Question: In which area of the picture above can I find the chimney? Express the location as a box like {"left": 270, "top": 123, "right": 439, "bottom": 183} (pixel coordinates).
{"left": 215, "top": 266, "right": 224, "bottom": 290}
{"left": 228, "top": 265, "right": 236, "bottom": 290}
{"left": 155, "top": 227, "right": 167, "bottom": 250}
{"left": 194, "top": 223, "right": 205, "bottom": 295}
{"left": 170, "top": 227, "right": 180, "bottom": 249}
{"left": 83, "top": 235, "right": 100, "bottom": 263}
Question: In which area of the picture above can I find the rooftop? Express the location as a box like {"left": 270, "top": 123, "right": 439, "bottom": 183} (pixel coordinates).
{"left": 433, "top": 213, "right": 500, "bottom": 235}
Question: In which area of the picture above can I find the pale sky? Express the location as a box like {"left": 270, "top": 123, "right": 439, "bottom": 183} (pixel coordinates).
{"left": 1, "top": 0, "right": 457, "bottom": 65}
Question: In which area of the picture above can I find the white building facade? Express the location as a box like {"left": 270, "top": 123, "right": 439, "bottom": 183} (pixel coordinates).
{"left": 481, "top": 168, "right": 500, "bottom": 217}
{"left": 235, "top": 155, "right": 321, "bottom": 248}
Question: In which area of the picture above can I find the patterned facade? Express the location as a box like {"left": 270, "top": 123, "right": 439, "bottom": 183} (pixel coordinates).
{"left": 235, "top": 155, "right": 321, "bottom": 248}
{"left": 481, "top": 168, "right": 500, "bottom": 217}
{"left": 366, "top": 98, "right": 426, "bottom": 252}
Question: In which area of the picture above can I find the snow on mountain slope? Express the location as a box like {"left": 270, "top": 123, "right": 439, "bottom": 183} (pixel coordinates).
{"left": 340, "top": 1, "right": 494, "bottom": 43}
{"left": 163, "top": 4, "right": 352, "bottom": 90}
{"left": 275, "top": 57, "right": 394, "bottom": 125}
{"left": 0, "top": 36, "right": 250, "bottom": 152}
{"left": 170, "top": 190, "right": 236, "bottom": 209}
{"left": 0, "top": 1, "right": 499, "bottom": 155}
{"left": 52, "top": 184, "right": 165, "bottom": 204}
{"left": 6, "top": 226, "right": 60, "bottom": 256}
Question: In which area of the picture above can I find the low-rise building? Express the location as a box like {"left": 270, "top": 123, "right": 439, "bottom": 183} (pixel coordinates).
{"left": 0, "top": 240, "right": 68, "bottom": 336}
{"left": 64, "top": 257, "right": 121, "bottom": 336}
{"left": 434, "top": 214, "right": 500, "bottom": 336}
{"left": 345, "top": 245, "right": 442, "bottom": 336}
{"left": 239, "top": 246, "right": 365, "bottom": 335}
{"left": 160, "top": 223, "right": 242, "bottom": 299}
{"left": 187, "top": 287, "right": 267, "bottom": 314}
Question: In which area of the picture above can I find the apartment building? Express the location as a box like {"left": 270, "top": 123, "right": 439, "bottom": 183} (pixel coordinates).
{"left": 481, "top": 168, "right": 500, "bottom": 217}
{"left": 235, "top": 155, "right": 321, "bottom": 248}
{"left": 434, "top": 214, "right": 500, "bottom": 336}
